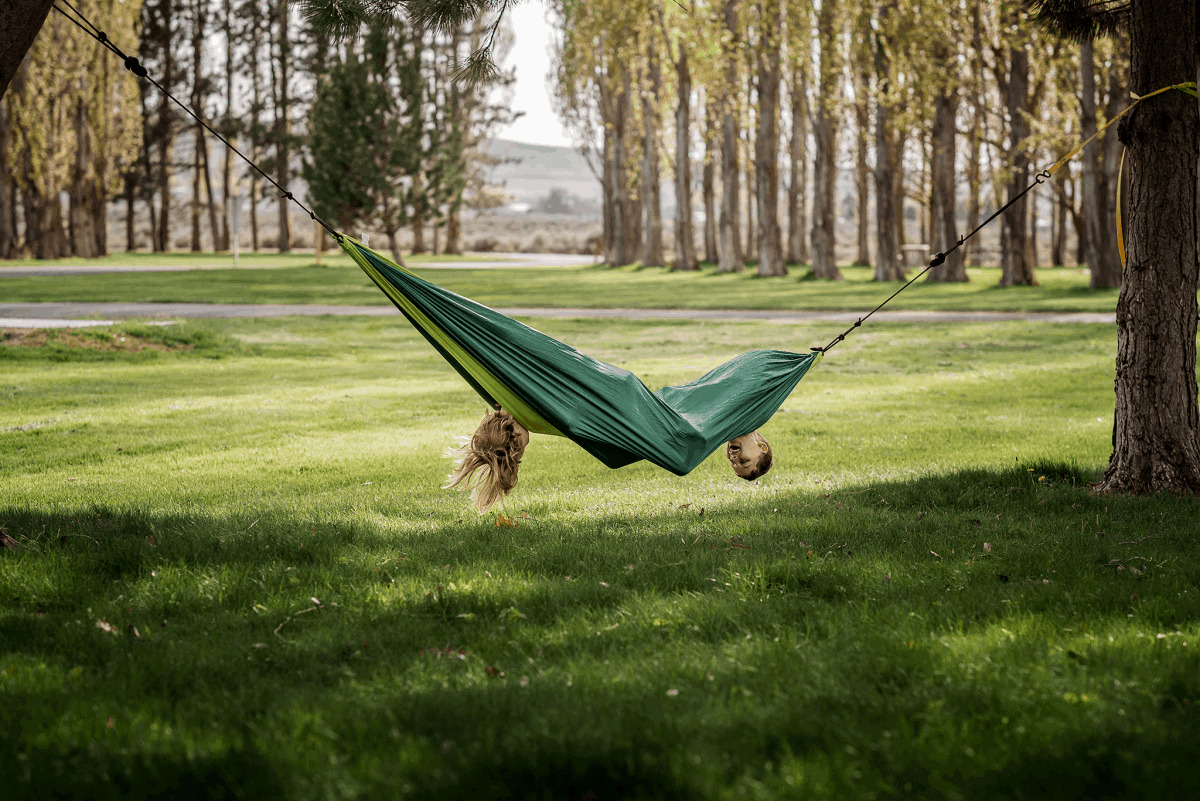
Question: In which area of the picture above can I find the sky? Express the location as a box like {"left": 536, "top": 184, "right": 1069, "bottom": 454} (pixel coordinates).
{"left": 492, "top": 3, "right": 574, "bottom": 148}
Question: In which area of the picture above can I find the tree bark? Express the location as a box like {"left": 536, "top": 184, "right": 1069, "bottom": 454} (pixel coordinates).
{"left": 1000, "top": 33, "right": 1036, "bottom": 286}
{"left": 928, "top": 86, "right": 967, "bottom": 282}
{"left": 786, "top": 62, "right": 809, "bottom": 266}
{"left": 754, "top": 0, "right": 785, "bottom": 277}
{"left": 702, "top": 98, "right": 718, "bottom": 263}
{"left": 1097, "top": 0, "right": 1200, "bottom": 494}
{"left": 0, "top": 0, "right": 53, "bottom": 101}
{"left": 641, "top": 37, "right": 665, "bottom": 267}
{"left": 872, "top": 3, "right": 902, "bottom": 280}
{"left": 852, "top": 65, "right": 871, "bottom": 267}
{"left": 0, "top": 82, "right": 16, "bottom": 258}
{"left": 717, "top": 0, "right": 744, "bottom": 273}
{"left": 1091, "top": 36, "right": 1126, "bottom": 288}
{"left": 68, "top": 95, "right": 102, "bottom": 258}
{"left": 272, "top": 0, "right": 291, "bottom": 252}
{"left": 672, "top": 49, "right": 697, "bottom": 270}
{"left": 810, "top": 0, "right": 842, "bottom": 280}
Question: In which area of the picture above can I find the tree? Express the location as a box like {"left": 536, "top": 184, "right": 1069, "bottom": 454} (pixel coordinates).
{"left": 0, "top": 0, "right": 53, "bottom": 101}
{"left": 1029, "top": 0, "right": 1200, "bottom": 494}
{"left": 303, "top": 23, "right": 424, "bottom": 266}
{"left": 809, "top": 0, "right": 843, "bottom": 280}
{"left": 752, "top": 0, "right": 785, "bottom": 276}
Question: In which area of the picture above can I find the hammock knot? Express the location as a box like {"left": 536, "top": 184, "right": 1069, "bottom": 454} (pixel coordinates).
{"left": 930, "top": 252, "right": 946, "bottom": 268}
{"left": 98, "top": 31, "right": 108, "bottom": 43}
{"left": 123, "top": 56, "right": 147, "bottom": 77}
{"left": 281, "top": 191, "right": 294, "bottom": 200}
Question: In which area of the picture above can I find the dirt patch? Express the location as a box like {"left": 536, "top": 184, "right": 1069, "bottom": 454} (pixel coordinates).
{"left": 1, "top": 328, "right": 192, "bottom": 352}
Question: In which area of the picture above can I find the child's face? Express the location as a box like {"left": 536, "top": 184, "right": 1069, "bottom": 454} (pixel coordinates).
{"left": 510, "top": 419, "right": 530, "bottom": 453}
{"left": 726, "top": 433, "right": 765, "bottom": 478}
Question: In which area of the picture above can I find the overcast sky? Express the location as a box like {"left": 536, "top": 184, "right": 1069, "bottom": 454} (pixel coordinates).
{"left": 493, "top": 3, "right": 574, "bottom": 148}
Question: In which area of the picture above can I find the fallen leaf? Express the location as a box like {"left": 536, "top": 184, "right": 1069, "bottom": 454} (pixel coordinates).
{"left": 518, "top": 511, "right": 532, "bottom": 519}
{"left": 666, "top": 688, "right": 679, "bottom": 697}
{"left": 145, "top": 535, "right": 156, "bottom": 546}
{"left": 484, "top": 666, "right": 505, "bottom": 678}
{"left": 96, "top": 618, "right": 116, "bottom": 634}
{"left": 456, "top": 612, "right": 474, "bottom": 619}
{"left": 930, "top": 551, "right": 941, "bottom": 559}
{"left": 599, "top": 581, "right": 609, "bottom": 588}
{"left": 1131, "top": 594, "right": 1139, "bottom": 602}
{"left": 106, "top": 717, "right": 114, "bottom": 729}
{"left": 128, "top": 625, "right": 141, "bottom": 639}
{"left": 983, "top": 542, "right": 992, "bottom": 552}
{"left": 806, "top": 550, "right": 815, "bottom": 559}
{"left": 1, "top": 533, "right": 18, "bottom": 550}
{"left": 495, "top": 514, "right": 518, "bottom": 528}
{"left": 883, "top": 572, "right": 891, "bottom": 585}
{"left": 252, "top": 643, "right": 268, "bottom": 649}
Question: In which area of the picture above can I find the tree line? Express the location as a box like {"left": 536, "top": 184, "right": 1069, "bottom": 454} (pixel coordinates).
{"left": 551, "top": 0, "right": 1129, "bottom": 288}
{"left": 0, "top": 0, "right": 516, "bottom": 261}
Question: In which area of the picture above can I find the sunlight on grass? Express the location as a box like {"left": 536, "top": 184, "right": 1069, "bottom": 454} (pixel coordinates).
{"left": 2, "top": 315, "right": 1198, "bottom": 798}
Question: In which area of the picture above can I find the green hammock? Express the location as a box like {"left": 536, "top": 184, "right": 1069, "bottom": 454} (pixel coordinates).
{"left": 340, "top": 238, "right": 821, "bottom": 474}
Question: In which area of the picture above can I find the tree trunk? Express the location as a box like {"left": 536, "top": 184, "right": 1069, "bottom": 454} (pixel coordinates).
{"left": 810, "top": 0, "right": 841, "bottom": 280}
{"left": 1092, "top": 36, "right": 1126, "bottom": 288}
{"left": 872, "top": 4, "right": 901, "bottom": 280}
{"left": 0, "top": 89, "right": 14, "bottom": 258}
{"left": 964, "top": 0, "right": 983, "bottom": 268}
{"left": 786, "top": 62, "right": 809, "bottom": 266}
{"left": 1051, "top": 185, "right": 1067, "bottom": 266}
{"left": 852, "top": 65, "right": 871, "bottom": 267}
{"left": 744, "top": 129, "right": 755, "bottom": 261}
{"left": 702, "top": 98, "right": 718, "bottom": 264}
{"left": 68, "top": 97, "right": 101, "bottom": 258}
{"left": 1096, "top": 0, "right": 1200, "bottom": 494}
{"left": 613, "top": 69, "right": 634, "bottom": 266}
{"left": 717, "top": 0, "right": 744, "bottom": 273}
{"left": 191, "top": 126, "right": 203, "bottom": 251}
{"left": 754, "top": 0, "right": 785, "bottom": 276}
{"left": 446, "top": 205, "right": 462, "bottom": 255}
{"left": 0, "top": 0, "right": 54, "bottom": 100}
{"left": 275, "top": 0, "right": 291, "bottom": 252}
{"left": 641, "top": 38, "right": 665, "bottom": 267}
{"left": 928, "top": 87, "right": 966, "bottom": 282}
{"left": 124, "top": 173, "right": 137, "bottom": 251}
{"left": 1000, "top": 35, "right": 1036, "bottom": 286}
{"left": 672, "top": 49, "right": 697, "bottom": 270}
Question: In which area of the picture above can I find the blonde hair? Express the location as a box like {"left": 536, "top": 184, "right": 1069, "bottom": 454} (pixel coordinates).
{"left": 444, "top": 409, "right": 526, "bottom": 510}
{"left": 738, "top": 433, "right": 773, "bottom": 481}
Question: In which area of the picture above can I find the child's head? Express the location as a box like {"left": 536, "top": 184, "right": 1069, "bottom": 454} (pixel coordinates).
{"left": 445, "top": 409, "right": 530, "bottom": 510}
{"left": 726, "top": 431, "right": 772, "bottom": 480}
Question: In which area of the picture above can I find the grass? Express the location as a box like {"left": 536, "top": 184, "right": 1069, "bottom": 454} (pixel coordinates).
{"left": 0, "top": 256, "right": 1145, "bottom": 312}
{"left": 3, "top": 315, "right": 1198, "bottom": 799}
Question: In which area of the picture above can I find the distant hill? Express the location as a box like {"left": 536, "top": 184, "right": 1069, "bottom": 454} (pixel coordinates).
{"left": 484, "top": 139, "right": 602, "bottom": 207}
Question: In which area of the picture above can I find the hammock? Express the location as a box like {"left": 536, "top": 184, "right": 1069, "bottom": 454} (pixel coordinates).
{"left": 339, "top": 239, "right": 820, "bottom": 474}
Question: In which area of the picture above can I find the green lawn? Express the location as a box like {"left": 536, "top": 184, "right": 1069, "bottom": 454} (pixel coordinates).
{"left": 3, "top": 316, "right": 1197, "bottom": 798}
{"left": 0, "top": 256, "right": 1142, "bottom": 312}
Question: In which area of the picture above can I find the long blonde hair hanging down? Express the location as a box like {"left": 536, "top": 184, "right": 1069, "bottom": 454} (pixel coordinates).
{"left": 444, "top": 409, "right": 526, "bottom": 511}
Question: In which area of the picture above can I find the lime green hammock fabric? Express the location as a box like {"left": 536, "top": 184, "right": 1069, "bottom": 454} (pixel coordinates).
{"left": 340, "top": 239, "right": 821, "bottom": 474}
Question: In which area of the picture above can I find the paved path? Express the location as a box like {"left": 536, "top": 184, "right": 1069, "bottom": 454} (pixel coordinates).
{"left": 0, "top": 302, "right": 1115, "bottom": 327}
{"left": 0, "top": 252, "right": 594, "bottom": 278}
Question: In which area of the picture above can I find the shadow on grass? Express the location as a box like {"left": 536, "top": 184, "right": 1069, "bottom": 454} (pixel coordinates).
{"left": 5, "top": 464, "right": 1199, "bottom": 799}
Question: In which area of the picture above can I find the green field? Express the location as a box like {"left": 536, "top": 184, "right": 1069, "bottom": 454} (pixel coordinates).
{"left": 3, "top": 315, "right": 1198, "bottom": 798}
{"left": 0, "top": 257, "right": 1142, "bottom": 313}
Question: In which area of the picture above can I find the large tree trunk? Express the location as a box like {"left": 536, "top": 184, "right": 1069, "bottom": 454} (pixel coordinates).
{"left": 809, "top": 0, "right": 841, "bottom": 280}
{"left": 1091, "top": 37, "right": 1126, "bottom": 288}
{"left": 754, "top": 0, "right": 785, "bottom": 277}
{"left": 613, "top": 70, "right": 640, "bottom": 266}
{"left": 872, "top": 4, "right": 902, "bottom": 281}
{"left": 191, "top": 126, "right": 203, "bottom": 251}
{"left": 852, "top": 66, "right": 871, "bottom": 267}
{"left": 702, "top": 98, "right": 718, "bottom": 263}
{"left": 928, "top": 87, "right": 966, "bottom": 282}
{"left": 641, "top": 38, "right": 665, "bottom": 267}
{"left": 68, "top": 97, "right": 102, "bottom": 258}
{"left": 0, "top": 0, "right": 53, "bottom": 100}
{"left": 786, "top": 63, "right": 809, "bottom": 266}
{"left": 274, "top": 0, "right": 291, "bottom": 252}
{"left": 1096, "top": 0, "right": 1200, "bottom": 494}
{"left": 1000, "top": 33, "right": 1036, "bottom": 286}
{"left": 672, "top": 49, "right": 697, "bottom": 270}
{"left": 0, "top": 83, "right": 17, "bottom": 258}
{"left": 717, "top": 0, "right": 744, "bottom": 273}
